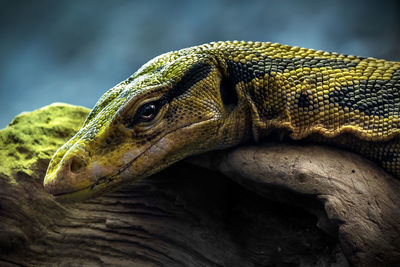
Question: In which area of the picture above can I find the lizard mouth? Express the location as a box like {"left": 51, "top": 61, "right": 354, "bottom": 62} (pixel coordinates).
{"left": 51, "top": 152, "right": 145, "bottom": 201}
{"left": 47, "top": 148, "right": 146, "bottom": 201}
{"left": 52, "top": 186, "right": 91, "bottom": 199}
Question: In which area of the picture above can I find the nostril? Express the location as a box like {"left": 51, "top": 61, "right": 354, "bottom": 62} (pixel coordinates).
{"left": 70, "top": 157, "right": 87, "bottom": 174}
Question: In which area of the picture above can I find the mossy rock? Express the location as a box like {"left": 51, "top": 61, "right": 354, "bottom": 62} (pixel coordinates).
{"left": 0, "top": 103, "right": 90, "bottom": 183}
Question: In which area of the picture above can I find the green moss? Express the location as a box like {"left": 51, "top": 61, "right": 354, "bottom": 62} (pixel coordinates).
{"left": 0, "top": 103, "right": 90, "bottom": 184}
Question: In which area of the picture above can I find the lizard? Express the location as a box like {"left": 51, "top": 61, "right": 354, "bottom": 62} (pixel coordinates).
{"left": 43, "top": 41, "right": 400, "bottom": 201}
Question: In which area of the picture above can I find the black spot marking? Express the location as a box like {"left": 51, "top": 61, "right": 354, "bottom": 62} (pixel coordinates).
{"left": 382, "top": 151, "right": 396, "bottom": 162}
{"left": 297, "top": 92, "right": 313, "bottom": 108}
{"left": 226, "top": 57, "right": 361, "bottom": 85}
{"left": 329, "top": 73, "right": 400, "bottom": 117}
{"left": 163, "top": 62, "right": 213, "bottom": 103}
{"left": 226, "top": 60, "right": 267, "bottom": 84}
{"left": 220, "top": 76, "right": 238, "bottom": 106}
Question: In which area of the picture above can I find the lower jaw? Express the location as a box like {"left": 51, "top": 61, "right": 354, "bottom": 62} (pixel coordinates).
{"left": 52, "top": 186, "right": 98, "bottom": 202}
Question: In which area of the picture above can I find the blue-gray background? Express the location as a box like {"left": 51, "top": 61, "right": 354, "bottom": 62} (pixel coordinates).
{"left": 1, "top": 0, "right": 399, "bottom": 128}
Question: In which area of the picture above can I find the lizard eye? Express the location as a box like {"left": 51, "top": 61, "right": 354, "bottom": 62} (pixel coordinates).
{"left": 136, "top": 101, "right": 159, "bottom": 122}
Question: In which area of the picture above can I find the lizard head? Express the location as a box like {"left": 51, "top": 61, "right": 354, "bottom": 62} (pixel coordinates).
{"left": 43, "top": 44, "right": 250, "bottom": 201}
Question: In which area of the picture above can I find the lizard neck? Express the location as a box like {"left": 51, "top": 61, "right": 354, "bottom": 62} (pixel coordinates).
{"left": 221, "top": 56, "right": 291, "bottom": 142}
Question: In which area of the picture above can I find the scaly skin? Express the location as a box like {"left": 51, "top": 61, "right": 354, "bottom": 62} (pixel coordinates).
{"left": 43, "top": 41, "right": 400, "bottom": 201}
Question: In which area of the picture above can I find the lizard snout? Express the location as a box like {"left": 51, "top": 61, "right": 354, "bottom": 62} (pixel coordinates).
{"left": 43, "top": 150, "right": 94, "bottom": 199}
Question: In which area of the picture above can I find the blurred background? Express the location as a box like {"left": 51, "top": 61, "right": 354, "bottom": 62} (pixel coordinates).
{"left": 1, "top": 0, "right": 399, "bottom": 128}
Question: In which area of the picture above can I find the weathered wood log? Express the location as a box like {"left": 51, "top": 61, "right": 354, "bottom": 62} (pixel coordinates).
{"left": 188, "top": 144, "right": 400, "bottom": 266}
{"left": 0, "top": 103, "right": 398, "bottom": 266}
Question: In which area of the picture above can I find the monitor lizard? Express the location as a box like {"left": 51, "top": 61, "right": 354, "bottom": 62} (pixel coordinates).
{"left": 43, "top": 41, "right": 400, "bottom": 201}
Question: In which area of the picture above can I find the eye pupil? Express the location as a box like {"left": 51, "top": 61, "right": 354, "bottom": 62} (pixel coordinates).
{"left": 139, "top": 103, "right": 157, "bottom": 121}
